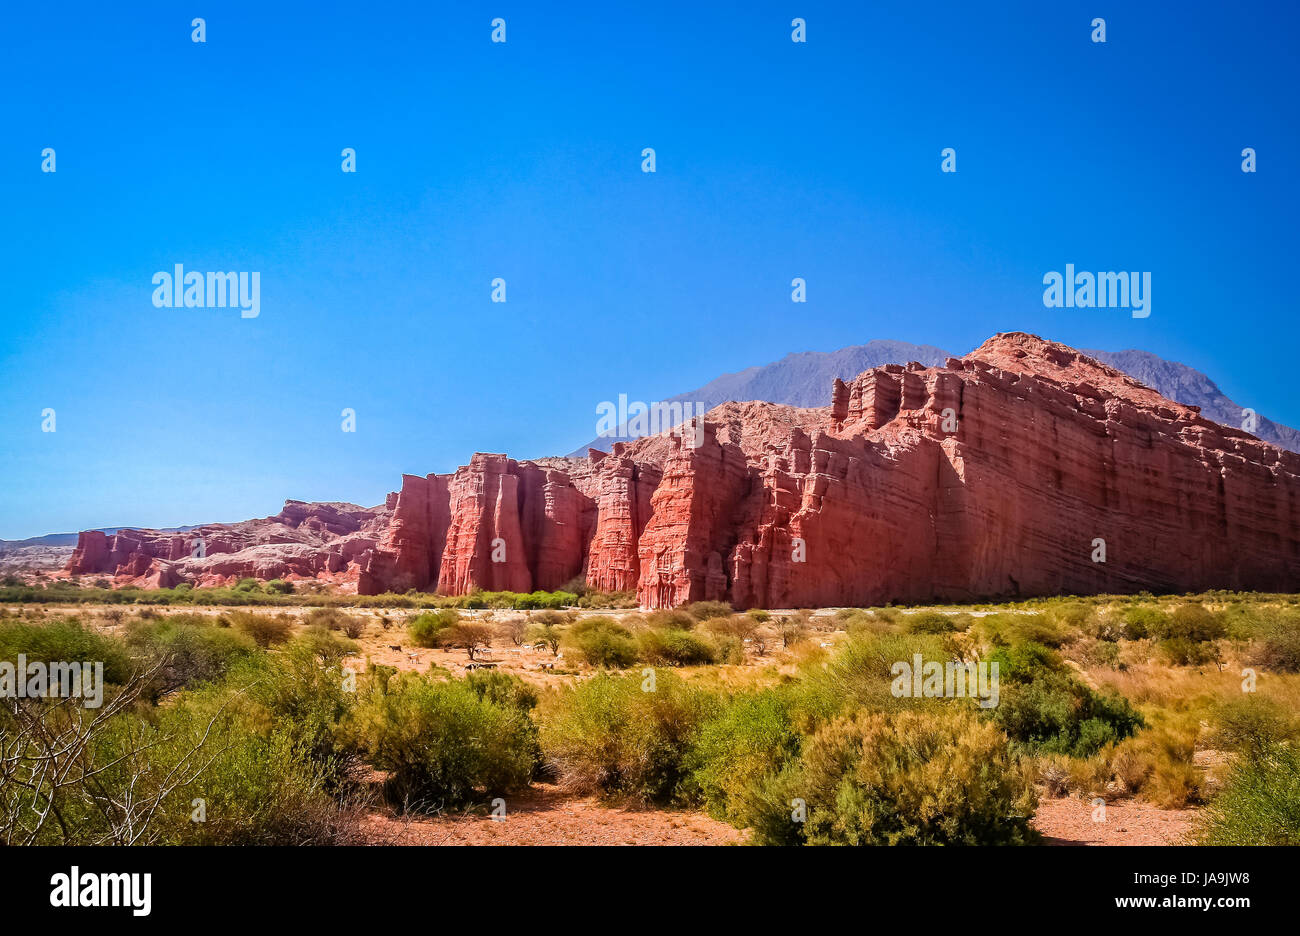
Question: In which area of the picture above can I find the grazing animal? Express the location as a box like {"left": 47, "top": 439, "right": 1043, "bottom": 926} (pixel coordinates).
{"left": 388, "top": 645, "right": 402, "bottom": 652}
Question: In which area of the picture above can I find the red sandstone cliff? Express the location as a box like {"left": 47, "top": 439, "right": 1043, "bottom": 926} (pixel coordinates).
{"left": 66, "top": 334, "right": 1300, "bottom": 605}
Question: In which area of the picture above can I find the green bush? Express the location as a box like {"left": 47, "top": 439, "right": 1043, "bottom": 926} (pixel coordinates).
{"left": 681, "top": 601, "right": 734, "bottom": 622}
{"left": 346, "top": 674, "right": 536, "bottom": 811}
{"left": 788, "top": 632, "right": 952, "bottom": 722}
{"left": 568, "top": 616, "right": 639, "bottom": 668}
{"left": 292, "top": 626, "right": 358, "bottom": 663}
{"left": 1210, "top": 697, "right": 1299, "bottom": 759}
{"left": 125, "top": 618, "right": 257, "bottom": 694}
{"left": 645, "top": 609, "right": 697, "bottom": 630}
{"left": 1046, "top": 602, "right": 1094, "bottom": 632}
{"left": 743, "top": 708, "right": 1038, "bottom": 845}
{"left": 976, "top": 612, "right": 1067, "bottom": 648}
{"left": 987, "top": 642, "right": 1142, "bottom": 757}
{"left": 1199, "top": 743, "right": 1300, "bottom": 845}
{"left": 905, "top": 611, "right": 955, "bottom": 634}
{"left": 265, "top": 579, "right": 295, "bottom": 595}
{"left": 1121, "top": 605, "right": 1165, "bottom": 640}
{"left": 465, "top": 669, "right": 539, "bottom": 713}
{"left": 0, "top": 618, "right": 134, "bottom": 684}
{"left": 1157, "top": 636, "right": 1221, "bottom": 667}
{"left": 1247, "top": 609, "right": 1300, "bottom": 672}
{"left": 225, "top": 610, "right": 293, "bottom": 647}
{"left": 408, "top": 609, "right": 459, "bottom": 648}
{"left": 1159, "top": 603, "right": 1226, "bottom": 642}
{"left": 687, "top": 690, "right": 801, "bottom": 824}
{"left": 637, "top": 628, "right": 718, "bottom": 666}
{"left": 539, "top": 671, "right": 720, "bottom": 804}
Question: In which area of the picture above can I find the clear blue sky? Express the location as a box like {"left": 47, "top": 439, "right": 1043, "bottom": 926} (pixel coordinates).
{"left": 2, "top": 1, "right": 1297, "bottom": 539}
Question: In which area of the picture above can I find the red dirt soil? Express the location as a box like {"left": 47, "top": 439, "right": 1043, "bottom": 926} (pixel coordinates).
{"left": 359, "top": 783, "right": 745, "bottom": 846}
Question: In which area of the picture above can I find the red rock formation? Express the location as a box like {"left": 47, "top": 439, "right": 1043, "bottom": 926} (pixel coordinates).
{"left": 580, "top": 448, "right": 663, "bottom": 593}
{"left": 66, "top": 334, "right": 1300, "bottom": 605}
{"left": 66, "top": 501, "right": 392, "bottom": 591}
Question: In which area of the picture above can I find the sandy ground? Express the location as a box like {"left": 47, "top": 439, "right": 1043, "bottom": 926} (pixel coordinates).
{"left": 359, "top": 781, "right": 1196, "bottom": 847}
{"left": 1032, "top": 797, "right": 1197, "bottom": 846}
{"left": 360, "top": 783, "right": 745, "bottom": 846}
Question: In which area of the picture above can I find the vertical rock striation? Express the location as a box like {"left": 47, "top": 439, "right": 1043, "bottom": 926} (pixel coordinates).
{"left": 67, "top": 334, "right": 1300, "bottom": 604}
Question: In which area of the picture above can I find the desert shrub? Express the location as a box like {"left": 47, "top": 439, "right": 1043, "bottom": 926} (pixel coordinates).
{"left": 346, "top": 674, "right": 535, "bottom": 811}
{"left": 1121, "top": 605, "right": 1165, "bottom": 640}
{"left": 742, "top": 708, "right": 1037, "bottom": 846}
{"left": 703, "top": 614, "right": 756, "bottom": 640}
{"left": 1247, "top": 610, "right": 1300, "bottom": 672}
{"left": 1146, "top": 603, "right": 1225, "bottom": 643}
{"left": 1070, "top": 636, "right": 1122, "bottom": 669}
{"left": 789, "top": 632, "right": 953, "bottom": 722}
{"left": 870, "top": 607, "right": 900, "bottom": 624}
{"left": 465, "top": 669, "right": 539, "bottom": 713}
{"left": 842, "top": 610, "right": 891, "bottom": 639}
{"left": 637, "top": 628, "right": 719, "bottom": 666}
{"left": 1210, "top": 696, "right": 1299, "bottom": 758}
{"left": 436, "top": 622, "right": 495, "bottom": 659}
{"left": 681, "top": 601, "right": 734, "bottom": 622}
{"left": 1046, "top": 602, "right": 1094, "bottom": 633}
{"left": 775, "top": 615, "right": 808, "bottom": 649}
{"left": 226, "top": 610, "right": 293, "bottom": 648}
{"left": 305, "top": 607, "right": 348, "bottom": 631}
{"left": 234, "top": 578, "right": 262, "bottom": 593}
{"left": 146, "top": 681, "right": 362, "bottom": 844}
{"left": 567, "top": 616, "right": 639, "bottom": 668}
{"left": 498, "top": 616, "right": 528, "bottom": 646}
{"left": 539, "top": 671, "right": 721, "bottom": 804}
{"left": 125, "top": 619, "right": 257, "bottom": 693}
{"left": 712, "top": 633, "right": 746, "bottom": 664}
{"left": 1157, "top": 636, "right": 1221, "bottom": 667}
{"left": 987, "top": 642, "right": 1142, "bottom": 757}
{"left": 33, "top": 679, "right": 364, "bottom": 846}
{"left": 687, "top": 690, "right": 801, "bottom": 823}
{"left": 524, "top": 620, "right": 564, "bottom": 655}
{"left": 514, "top": 590, "right": 578, "bottom": 610}
{"left": 904, "top": 611, "right": 955, "bottom": 634}
{"left": 1064, "top": 750, "right": 1114, "bottom": 799}
{"left": 1199, "top": 743, "right": 1300, "bottom": 845}
{"left": 17, "top": 643, "right": 369, "bottom": 845}
{"left": 576, "top": 589, "right": 638, "bottom": 609}
{"left": 408, "top": 609, "right": 459, "bottom": 648}
{"left": 265, "top": 579, "right": 294, "bottom": 595}
{"left": 747, "top": 609, "right": 771, "bottom": 624}
{"left": 292, "top": 626, "right": 357, "bottom": 663}
{"left": 1106, "top": 725, "right": 1204, "bottom": 807}
{"left": 976, "top": 612, "right": 1067, "bottom": 648}
{"left": 0, "top": 618, "right": 134, "bottom": 684}
{"left": 531, "top": 609, "right": 570, "bottom": 628}
{"left": 645, "top": 609, "right": 697, "bottom": 630}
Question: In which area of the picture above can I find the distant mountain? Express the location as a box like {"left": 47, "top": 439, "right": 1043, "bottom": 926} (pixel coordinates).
{"left": 0, "top": 525, "right": 201, "bottom": 550}
{"left": 1084, "top": 349, "right": 1300, "bottom": 454}
{"left": 570, "top": 339, "right": 1300, "bottom": 456}
{"left": 569, "top": 340, "right": 952, "bottom": 456}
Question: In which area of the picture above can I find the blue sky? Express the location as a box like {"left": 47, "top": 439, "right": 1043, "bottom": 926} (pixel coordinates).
{"left": 2, "top": 1, "right": 1297, "bottom": 539}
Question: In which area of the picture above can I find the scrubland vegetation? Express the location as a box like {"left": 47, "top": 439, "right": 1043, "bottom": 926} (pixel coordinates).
{"left": 2, "top": 588, "right": 1299, "bottom": 845}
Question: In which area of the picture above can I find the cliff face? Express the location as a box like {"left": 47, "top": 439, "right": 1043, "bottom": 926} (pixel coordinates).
{"left": 66, "top": 334, "right": 1300, "bottom": 604}
{"left": 65, "top": 501, "right": 391, "bottom": 590}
